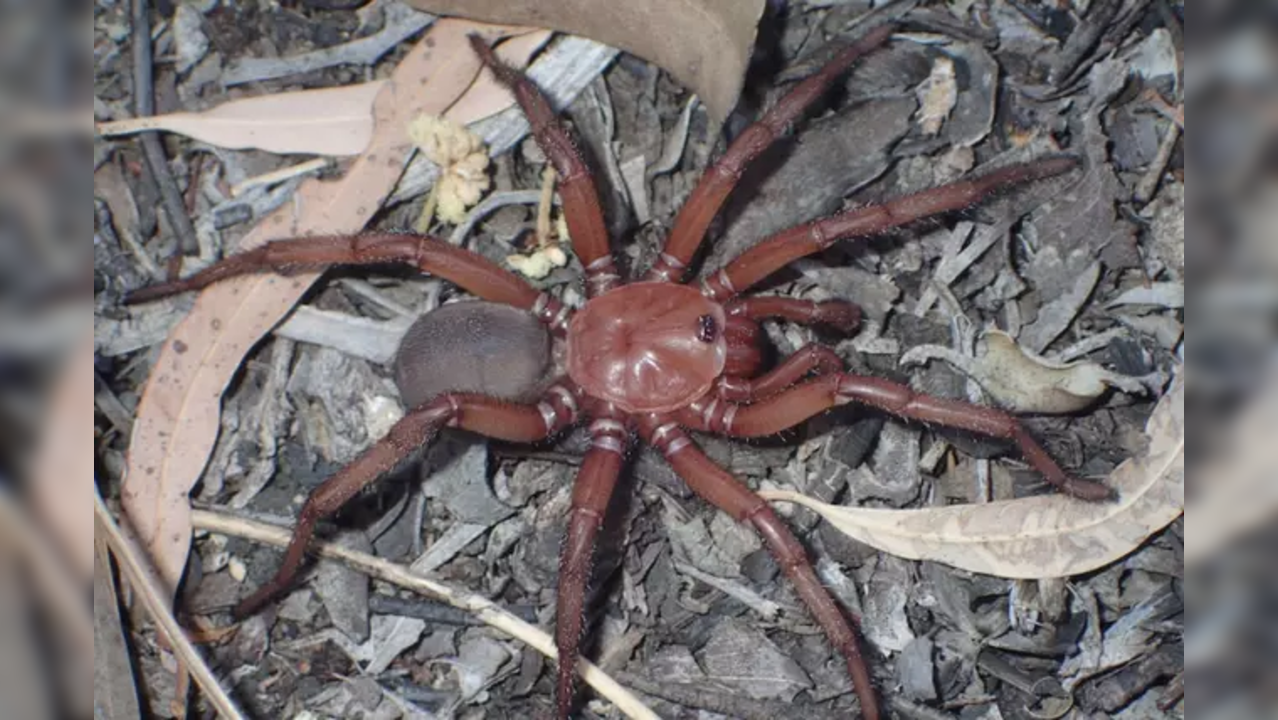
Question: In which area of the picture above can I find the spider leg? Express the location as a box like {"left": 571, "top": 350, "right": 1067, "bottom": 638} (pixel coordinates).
{"left": 714, "top": 343, "right": 843, "bottom": 402}
{"left": 638, "top": 414, "right": 879, "bottom": 720}
{"left": 124, "top": 233, "right": 574, "bottom": 334}
{"left": 647, "top": 24, "right": 894, "bottom": 283}
{"left": 553, "top": 411, "right": 630, "bottom": 719}
{"left": 700, "top": 157, "right": 1080, "bottom": 301}
{"left": 714, "top": 299, "right": 857, "bottom": 401}
{"left": 469, "top": 36, "right": 620, "bottom": 295}
{"left": 233, "top": 382, "right": 581, "bottom": 619}
{"left": 686, "top": 374, "right": 1113, "bottom": 501}
{"left": 726, "top": 296, "right": 861, "bottom": 334}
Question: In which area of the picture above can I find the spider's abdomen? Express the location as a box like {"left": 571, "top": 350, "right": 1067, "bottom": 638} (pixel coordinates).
{"left": 566, "top": 282, "right": 726, "bottom": 413}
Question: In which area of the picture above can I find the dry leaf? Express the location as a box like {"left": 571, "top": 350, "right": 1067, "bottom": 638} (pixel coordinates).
{"left": 32, "top": 326, "right": 94, "bottom": 582}
{"left": 900, "top": 329, "right": 1147, "bottom": 414}
{"left": 96, "top": 82, "right": 388, "bottom": 156}
{"left": 122, "top": 19, "right": 531, "bottom": 599}
{"left": 404, "top": 0, "right": 766, "bottom": 124}
{"left": 761, "top": 370, "right": 1183, "bottom": 579}
{"left": 94, "top": 32, "right": 551, "bottom": 157}
{"left": 915, "top": 56, "right": 957, "bottom": 135}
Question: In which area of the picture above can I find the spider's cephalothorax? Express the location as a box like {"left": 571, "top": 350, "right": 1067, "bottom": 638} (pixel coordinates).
{"left": 126, "top": 26, "right": 1114, "bottom": 720}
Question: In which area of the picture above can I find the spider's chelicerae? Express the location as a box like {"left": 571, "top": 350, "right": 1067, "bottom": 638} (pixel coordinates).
{"left": 129, "top": 25, "right": 1113, "bottom": 720}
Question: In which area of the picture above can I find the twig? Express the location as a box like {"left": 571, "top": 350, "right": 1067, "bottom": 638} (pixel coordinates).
{"left": 536, "top": 167, "right": 557, "bottom": 247}
{"left": 615, "top": 671, "right": 848, "bottom": 720}
{"left": 1134, "top": 117, "right": 1182, "bottom": 205}
{"left": 190, "top": 508, "right": 660, "bottom": 720}
{"left": 230, "top": 158, "right": 330, "bottom": 198}
{"left": 130, "top": 0, "right": 199, "bottom": 259}
{"left": 93, "top": 491, "right": 246, "bottom": 719}
{"left": 368, "top": 593, "right": 539, "bottom": 625}
{"left": 446, "top": 190, "right": 552, "bottom": 246}
{"left": 1048, "top": 0, "right": 1121, "bottom": 86}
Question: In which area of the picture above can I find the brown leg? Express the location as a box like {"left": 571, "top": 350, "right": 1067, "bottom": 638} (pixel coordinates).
{"left": 124, "top": 233, "right": 574, "bottom": 334}
{"left": 234, "top": 383, "right": 581, "bottom": 618}
{"left": 700, "top": 157, "right": 1080, "bottom": 301}
{"left": 726, "top": 296, "right": 862, "bottom": 334}
{"left": 703, "top": 374, "right": 1113, "bottom": 501}
{"left": 637, "top": 414, "right": 879, "bottom": 720}
{"left": 553, "top": 411, "right": 629, "bottom": 719}
{"left": 715, "top": 343, "right": 844, "bottom": 403}
{"left": 647, "top": 25, "right": 894, "bottom": 282}
{"left": 468, "top": 36, "right": 620, "bottom": 295}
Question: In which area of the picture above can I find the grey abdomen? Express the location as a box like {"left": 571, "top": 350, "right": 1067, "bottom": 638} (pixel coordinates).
{"left": 393, "top": 301, "right": 553, "bottom": 409}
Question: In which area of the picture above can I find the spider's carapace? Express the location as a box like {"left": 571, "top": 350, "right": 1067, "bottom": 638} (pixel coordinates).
{"left": 566, "top": 282, "right": 726, "bottom": 413}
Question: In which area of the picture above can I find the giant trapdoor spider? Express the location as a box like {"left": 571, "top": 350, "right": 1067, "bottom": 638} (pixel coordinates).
{"left": 128, "top": 26, "right": 1113, "bottom": 720}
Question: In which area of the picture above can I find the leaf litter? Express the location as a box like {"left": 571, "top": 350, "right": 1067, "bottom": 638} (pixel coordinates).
{"left": 93, "top": 1, "right": 1186, "bottom": 717}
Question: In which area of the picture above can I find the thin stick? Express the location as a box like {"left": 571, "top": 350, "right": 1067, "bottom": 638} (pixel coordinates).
{"left": 230, "top": 158, "right": 330, "bottom": 198}
{"left": 94, "top": 492, "right": 246, "bottom": 720}
{"left": 191, "top": 508, "right": 660, "bottom": 720}
{"left": 131, "top": 0, "right": 199, "bottom": 257}
{"left": 536, "top": 166, "right": 557, "bottom": 247}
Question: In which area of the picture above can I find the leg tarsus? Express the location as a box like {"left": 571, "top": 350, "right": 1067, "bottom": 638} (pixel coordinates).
{"left": 744, "top": 503, "right": 878, "bottom": 720}
{"left": 833, "top": 374, "right": 1112, "bottom": 500}
{"left": 636, "top": 415, "right": 880, "bottom": 720}
{"left": 233, "top": 387, "right": 579, "bottom": 619}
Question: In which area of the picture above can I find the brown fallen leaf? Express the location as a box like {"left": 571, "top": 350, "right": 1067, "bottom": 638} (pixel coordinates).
{"left": 761, "top": 370, "right": 1184, "bottom": 579}
{"left": 122, "top": 19, "right": 532, "bottom": 600}
{"left": 94, "top": 31, "right": 551, "bottom": 157}
{"left": 404, "top": 0, "right": 766, "bottom": 124}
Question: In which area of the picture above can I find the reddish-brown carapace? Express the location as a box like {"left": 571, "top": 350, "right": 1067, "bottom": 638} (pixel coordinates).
{"left": 127, "top": 25, "right": 1112, "bottom": 720}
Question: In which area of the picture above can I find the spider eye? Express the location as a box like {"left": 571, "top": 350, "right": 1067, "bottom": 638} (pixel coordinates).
{"left": 697, "top": 314, "right": 717, "bottom": 343}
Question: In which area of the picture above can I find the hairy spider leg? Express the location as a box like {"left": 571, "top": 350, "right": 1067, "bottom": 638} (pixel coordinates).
{"left": 646, "top": 24, "right": 895, "bottom": 282}
{"left": 469, "top": 35, "right": 622, "bottom": 296}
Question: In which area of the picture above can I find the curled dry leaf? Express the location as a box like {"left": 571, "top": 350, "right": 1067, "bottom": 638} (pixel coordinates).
{"left": 122, "top": 20, "right": 532, "bottom": 599}
{"left": 914, "top": 56, "right": 957, "bottom": 136}
{"left": 404, "top": 0, "right": 766, "bottom": 124}
{"left": 761, "top": 370, "right": 1184, "bottom": 580}
{"left": 900, "top": 329, "right": 1146, "bottom": 414}
{"left": 94, "top": 31, "right": 551, "bottom": 158}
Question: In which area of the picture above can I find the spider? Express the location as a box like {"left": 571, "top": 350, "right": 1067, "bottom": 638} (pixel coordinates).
{"left": 128, "top": 25, "right": 1113, "bottom": 720}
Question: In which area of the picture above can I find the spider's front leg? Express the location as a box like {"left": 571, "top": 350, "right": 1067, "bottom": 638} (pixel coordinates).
{"left": 638, "top": 415, "right": 880, "bottom": 720}
{"left": 688, "top": 373, "right": 1113, "bottom": 501}
{"left": 233, "top": 381, "right": 581, "bottom": 619}
{"left": 701, "top": 157, "right": 1081, "bottom": 302}
{"left": 710, "top": 297, "right": 860, "bottom": 402}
